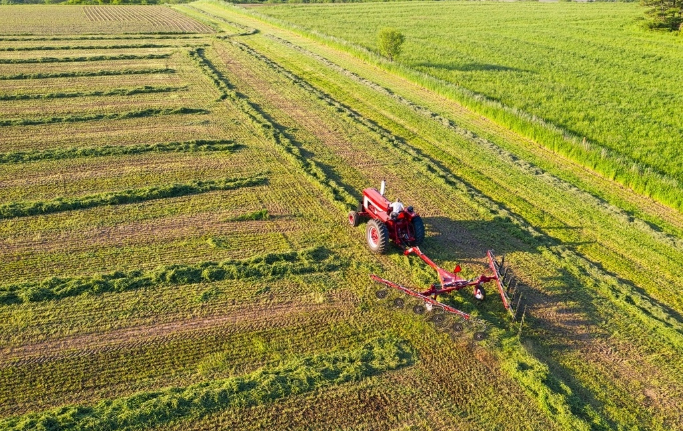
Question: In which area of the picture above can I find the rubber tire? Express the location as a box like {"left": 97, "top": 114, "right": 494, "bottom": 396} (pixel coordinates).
{"left": 411, "top": 216, "right": 425, "bottom": 246}
{"left": 348, "top": 211, "right": 360, "bottom": 227}
{"left": 366, "top": 219, "right": 390, "bottom": 254}
{"left": 375, "top": 289, "right": 388, "bottom": 299}
{"left": 452, "top": 322, "right": 464, "bottom": 332}
{"left": 474, "top": 332, "right": 487, "bottom": 341}
{"left": 393, "top": 297, "right": 405, "bottom": 309}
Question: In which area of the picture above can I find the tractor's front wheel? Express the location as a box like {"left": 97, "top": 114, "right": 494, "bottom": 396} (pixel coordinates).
{"left": 366, "top": 219, "right": 389, "bottom": 254}
{"left": 411, "top": 216, "right": 425, "bottom": 246}
{"left": 348, "top": 211, "right": 360, "bottom": 227}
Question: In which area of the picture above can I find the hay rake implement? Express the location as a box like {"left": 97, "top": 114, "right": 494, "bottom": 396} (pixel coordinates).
{"left": 350, "top": 182, "right": 521, "bottom": 340}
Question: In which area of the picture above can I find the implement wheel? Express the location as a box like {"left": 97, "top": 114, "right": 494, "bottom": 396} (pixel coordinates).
{"left": 474, "top": 332, "right": 487, "bottom": 341}
{"left": 366, "top": 219, "right": 389, "bottom": 254}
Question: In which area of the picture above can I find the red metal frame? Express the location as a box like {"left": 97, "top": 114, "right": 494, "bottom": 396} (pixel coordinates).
{"left": 372, "top": 246, "right": 515, "bottom": 319}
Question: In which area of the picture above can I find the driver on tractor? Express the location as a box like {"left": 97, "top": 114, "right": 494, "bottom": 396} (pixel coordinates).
{"left": 390, "top": 198, "right": 404, "bottom": 219}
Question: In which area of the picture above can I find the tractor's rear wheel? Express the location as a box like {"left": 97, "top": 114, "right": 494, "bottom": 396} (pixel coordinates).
{"left": 411, "top": 216, "right": 425, "bottom": 246}
{"left": 366, "top": 219, "right": 389, "bottom": 254}
{"left": 348, "top": 211, "right": 360, "bottom": 227}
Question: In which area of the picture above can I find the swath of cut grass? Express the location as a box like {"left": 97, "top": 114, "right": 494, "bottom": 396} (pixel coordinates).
{"left": 0, "top": 68, "right": 175, "bottom": 80}
{"left": 0, "top": 174, "right": 267, "bottom": 220}
{"left": 0, "top": 246, "right": 339, "bottom": 305}
{"left": 0, "top": 107, "right": 210, "bottom": 127}
{"left": 0, "top": 53, "right": 172, "bottom": 64}
{"left": 0, "top": 85, "right": 185, "bottom": 102}
{"left": 0, "top": 336, "right": 413, "bottom": 431}
{"left": 227, "top": 209, "right": 269, "bottom": 221}
{"left": 0, "top": 43, "right": 205, "bottom": 52}
{"left": 0, "top": 139, "right": 240, "bottom": 164}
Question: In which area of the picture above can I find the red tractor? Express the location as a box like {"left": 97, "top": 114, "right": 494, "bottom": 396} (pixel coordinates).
{"left": 348, "top": 181, "right": 424, "bottom": 253}
{"left": 349, "top": 182, "right": 519, "bottom": 335}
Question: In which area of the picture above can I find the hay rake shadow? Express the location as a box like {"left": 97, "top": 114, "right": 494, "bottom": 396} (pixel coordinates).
{"left": 371, "top": 247, "right": 521, "bottom": 341}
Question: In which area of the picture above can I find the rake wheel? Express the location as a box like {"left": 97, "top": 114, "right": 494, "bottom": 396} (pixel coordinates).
{"left": 393, "top": 297, "right": 405, "bottom": 308}
{"left": 431, "top": 313, "right": 446, "bottom": 327}
{"left": 473, "top": 332, "right": 487, "bottom": 341}
{"left": 413, "top": 304, "right": 426, "bottom": 315}
{"left": 375, "top": 289, "right": 388, "bottom": 299}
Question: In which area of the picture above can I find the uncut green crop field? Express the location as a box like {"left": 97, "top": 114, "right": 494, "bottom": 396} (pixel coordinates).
{"left": 1, "top": 2, "right": 683, "bottom": 430}
{"left": 254, "top": 1, "right": 683, "bottom": 211}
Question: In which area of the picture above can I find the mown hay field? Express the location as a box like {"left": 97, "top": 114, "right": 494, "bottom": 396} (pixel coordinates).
{"left": 1, "top": 2, "right": 682, "bottom": 430}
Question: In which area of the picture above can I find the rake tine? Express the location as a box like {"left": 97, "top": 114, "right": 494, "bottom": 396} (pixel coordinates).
{"left": 501, "top": 266, "right": 509, "bottom": 280}
{"left": 498, "top": 254, "right": 505, "bottom": 270}
{"left": 506, "top": 277, "right": 517, "bottom": 295}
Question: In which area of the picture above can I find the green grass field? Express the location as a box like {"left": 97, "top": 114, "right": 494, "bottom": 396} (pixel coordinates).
{"left": 1, "top": 2, "right": 682, "bottom": 430}
{"left": 253, "top": 1, "right": 683, "bottom": 212}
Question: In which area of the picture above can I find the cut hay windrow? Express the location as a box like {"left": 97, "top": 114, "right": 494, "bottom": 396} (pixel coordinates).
{"left": 0, "top": 174, "right": 267, "bottom": 220}
{"left": 0, "top": 53, "right": 172, "bottom": 64}
{"left": 0, "top": 246, "right": 338, "bottom": 306}
{"left": 0, "top": 336, "right": 412, "bottom": 430}
{"left": 0, "top": 68, "right": 175, "bottom": 80}
{"left": 0, "top": 35, "right": 204, "bottom": 42}
{"left": 0, "top": 139, "right": 240, "bottom": 164}
{"left": 0, "top": 107, "right": 210, "bottom": 127}
{"left": 188, "top": 47, "right": 357, "bottom": 211}
{"left": 0, "top": 43, "right": 206, "bottom": 52}
{"left": 0, "top": 85, "right": 185, "bottom": 102}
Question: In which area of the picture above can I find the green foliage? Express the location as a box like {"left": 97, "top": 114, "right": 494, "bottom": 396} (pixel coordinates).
{"left": 0, "top": 336, "right": 413, "bottom": 431}
{"left": 0, "top": 174, "right": 266, "bottom": 220}
{"left": 0, "top": 107, "right": 209, "bottom": 127}
{"left": 377, "top": 27, "right": 404, "bottom": 61}
{"left": 641, "top": 0, "right": 683, "bottom": 31}
{"left": 0, "top": 139, "right": 239, "bottom": 164}
{"left": 0, "top": 246, "right": 340, "bottom": 305}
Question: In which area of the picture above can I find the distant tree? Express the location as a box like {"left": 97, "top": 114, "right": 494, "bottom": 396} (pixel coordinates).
{"left": 641, "top": 0, "right": 683, "bottom": 31}
{"left": 377, "top": 27, "right": 405, "bottom": 61}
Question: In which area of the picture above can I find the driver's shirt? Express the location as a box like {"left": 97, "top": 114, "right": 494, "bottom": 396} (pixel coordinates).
{"left": 391, "top": 202, "right": 404, "bottom": 213}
